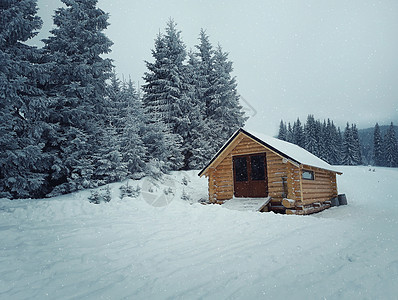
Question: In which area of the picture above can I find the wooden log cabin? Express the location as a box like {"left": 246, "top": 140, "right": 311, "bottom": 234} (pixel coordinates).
{"left": 198, "top": 128, "right": 342, "bottom": 215}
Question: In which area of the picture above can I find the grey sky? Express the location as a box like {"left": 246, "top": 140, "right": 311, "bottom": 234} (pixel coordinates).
{"left": 33, "top": 0, "right": 398, "bottom": 135}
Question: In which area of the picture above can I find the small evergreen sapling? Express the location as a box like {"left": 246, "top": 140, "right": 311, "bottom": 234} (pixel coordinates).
{"left": 119, "top": 181, "right": 141, "bottom": 199}
{"left": 102, "top": 186, "right": 112, "bottom": 203}
{"left": 89, "top": 186, "right": 112, "bottom": 204}
{"left": 88, "top": 190, "right": 101, "bottom": 204}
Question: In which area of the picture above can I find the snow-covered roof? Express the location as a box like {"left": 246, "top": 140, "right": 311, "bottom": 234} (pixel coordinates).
{"left": 245, "top": 129, "right": 341, "bottom": 173}
{"left": 199, "top": 128, "right": 342, "bottom": 176}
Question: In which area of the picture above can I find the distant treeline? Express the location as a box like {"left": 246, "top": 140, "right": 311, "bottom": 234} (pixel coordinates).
{"left": 277, "top": 115, "right": 398, "bottom": 167}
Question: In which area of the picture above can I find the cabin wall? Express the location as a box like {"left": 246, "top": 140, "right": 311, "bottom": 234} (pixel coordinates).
{"left": 206, "top": 135, "right": 337, "bottom": 208}
{"left": 285, "top": 163, "right": 302, "bottom": 202}
{"left": 207, "top": 135, "right": 292, "bottom": 205}
{"left": 210, "top": 154, "right": 233, "bottom": 202}
{"left": 267, "top": 152, "right": 288, "bottom": 205}
{"left": 300, "top": 165, "right": 338, "bottom": 205}
{"left": 208, "top": 136, "right": 265, "bottom": 202}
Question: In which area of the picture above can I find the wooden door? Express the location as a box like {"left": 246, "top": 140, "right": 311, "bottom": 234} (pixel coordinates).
{"left": 233, "top": 153, "right": 268, "bottom": 198}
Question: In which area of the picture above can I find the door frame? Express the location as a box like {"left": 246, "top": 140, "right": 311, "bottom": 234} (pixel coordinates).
{"left": 232, "top": 152, "right": 268, "bottom": 198}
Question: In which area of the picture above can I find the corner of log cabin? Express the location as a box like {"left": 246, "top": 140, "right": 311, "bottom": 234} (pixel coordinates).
{"left": 300, "top": 165, "right": 339, "bottom": 206}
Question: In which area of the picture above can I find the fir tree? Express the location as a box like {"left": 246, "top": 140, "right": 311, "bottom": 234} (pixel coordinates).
{"left": 278, "top": 120, "right": 287, "bottom": 141}
{"left": 292, "top": 118, "right": 305, "bottom": 148}
{"left": 342, "top": 123, "right": 358, "bottom": 165}
{"left": 141, "top": 20, "right": 185, "bottom": 170}
{"left": 92, "top": 124, "right": 127, "bottom": 184}
{"left": 314, "top": 119, "right": 323, "bottom": 158}
{"left": 119, "top": 79, "right": 147, "bottom": 177}
{"left": 328, "top": 120, "right": 342, "bottom": 165}
{"left": 142, "top": 33, "right": 167, "bottom": 122}
{"left": 286, "top": 122, "right": 294, "bottom": 143}
{"left": 206, "top": 44, "right": 246, "bottom": 152}
{"left": 318, "top": 120, "right": 329, "bottom": 162}
{"left": 373, "top": 123, "right": 384, "bottom": 166}
{"left": 384, "top": 122, "right": 398, "bottom": 167}
{"left": 351, "top": 124, "right": 362, "bottom": 165}
{"left": 106, "top": 70, "right": 124, "bottom": 133}
{"left": 0, "top": 0, "right": 51, "bottom": 198}
{"left": 183, "top": 50, "right": 212, "bottom": 169}
{"left": 336, "top": 127, "right": 343, "bottom": 164}
{"left": 195, "top": 29, "right": 215, "bottom": 118}
{"left": 43, "top": 0, "right": 114, "bottom": 194}
{"left": 304, "top": 115, "right": 318, "bottom": 155}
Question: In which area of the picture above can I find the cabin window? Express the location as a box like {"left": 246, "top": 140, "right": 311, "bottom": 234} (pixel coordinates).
{"left": 302, "top": 170, "right": 315, "bottom": 180}
{"left": 234, "top": 156, "right": 248, "bottom": 182}
{"left": 250, "top": 155, "right": 266, "bottom": 181}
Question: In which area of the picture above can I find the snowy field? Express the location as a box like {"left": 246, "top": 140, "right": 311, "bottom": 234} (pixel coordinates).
{"left": 1, "top": 167, "right": 398, "bottom": 299}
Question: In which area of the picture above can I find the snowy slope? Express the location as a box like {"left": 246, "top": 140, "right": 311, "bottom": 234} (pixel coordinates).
{"left": 1, "top": 167, "right": 397, "bottom": 299}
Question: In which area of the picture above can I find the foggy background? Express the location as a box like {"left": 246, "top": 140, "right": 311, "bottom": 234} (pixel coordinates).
{"left": 32, "top": 0, "right": 398, "bottom": 135}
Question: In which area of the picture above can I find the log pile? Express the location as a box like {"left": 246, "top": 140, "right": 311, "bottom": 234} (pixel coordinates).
{"left": 283, "top": 198, "right": 331, "bottom": 215}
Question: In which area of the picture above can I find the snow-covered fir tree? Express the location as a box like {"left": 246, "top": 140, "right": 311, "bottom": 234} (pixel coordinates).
{"left": 142, "top": 20, "right": 186, "bottom": 171}
{"left": 373, "top": 123, "right": 384, "bottom": 166}
{"left": 92, "top": 124, "right": 127, "bottom": 184}
{"left": 119, "top": 79, "right": 147, "bottom": 178}
{"left": 342, "top": 123, "right": 360, "bottom": 166}
{"left": 336, "top": 127, "right": 343, "bottom": 164}
{"left": 286, "top": 122, "right": 294, "bottom": 143}
{"left": 195, "top": 29, "right": 215, "bottom": 118}
{"left": 0, "top": 0, "right": 52, "bottom": 198}
{"left": 183, "top": 29, "right": 219, "bottom": 166}
{"left": 143, "top": 23, "right": 246, "bottom": 170}
{"left": 182, "top": 50, "right": 212, "bottom": 169}
{"left": 106, "top": 71, "right": 125, "bottom": 133}
{"left": 304, "top": 115, "right": 318, "bottom": 156}
{"left": 292, "top": 118, "right": 305, "bottom": 148}
{"left": 278, "top": 120, "right": 287, "bottom": 141}
{"left": 206, "top": 44, "right": 246, "bottom": 153}
{"left": 384, "top": 122, "right": 398, "bottom": 167}
{"left": 351, "top": 124, "right": 362, "bottom": 165}
{"left": 318, "top": 120, "right": 329, "bottom": 162}
{"left": 327, "top": 120, "right": 342, "bottom": 165}
{"left": 43, "top": 0, "right": 114, "bottom": 195}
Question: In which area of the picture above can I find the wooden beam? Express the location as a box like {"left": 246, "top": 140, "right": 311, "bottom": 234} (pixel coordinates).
{"left": 199, "top": 132, "right": 245, "bottom": 177}
{"left": 299, "top": 165, "right": 304, "bottom": 203}
{"left": 282, "top": 198, "right": 295, "bottom": 208}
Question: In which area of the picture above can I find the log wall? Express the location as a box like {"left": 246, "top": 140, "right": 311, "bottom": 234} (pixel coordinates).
{"left": 207, "top": 134, "right": 290, "bottom": 205}
{"left": 298, "top": 165, "right": 338, "bottom": 206}
{"left": 205, "top": 132, "right": 339, "bottom": 214}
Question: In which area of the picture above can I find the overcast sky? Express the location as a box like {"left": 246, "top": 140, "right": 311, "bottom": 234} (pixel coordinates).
{"left": 33, "top": 0, "right": 398, "bottom": 135}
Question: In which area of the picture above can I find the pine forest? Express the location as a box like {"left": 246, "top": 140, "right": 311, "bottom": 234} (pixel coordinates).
{"left": 0, "top": 0, "right": 246, "bottom": 198}
{"left": 278, "top": 116, "right": 398, "bottom": 168}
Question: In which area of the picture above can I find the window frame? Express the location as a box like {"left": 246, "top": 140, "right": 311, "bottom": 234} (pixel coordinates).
{"left": 302, "top": 169, "right": 315, "bottom": 180}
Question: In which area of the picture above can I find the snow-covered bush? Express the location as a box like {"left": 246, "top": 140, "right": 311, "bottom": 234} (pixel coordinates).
{"left": 89, "top": 186, "right": 112, "bottom": 204}
{"left": 120, "top": 182, "right": 141, "bottom": 199}
{"left": 102, "top": 186, "right": 112, "bottom": 203}
{"left": 88, "top": 191, "right": 101, "bottom": 205}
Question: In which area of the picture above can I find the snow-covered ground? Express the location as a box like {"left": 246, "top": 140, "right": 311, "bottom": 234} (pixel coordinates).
{"left": 1, "top": 167, "right": 397, "bottom": 299}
